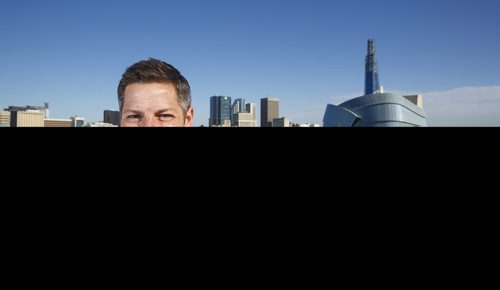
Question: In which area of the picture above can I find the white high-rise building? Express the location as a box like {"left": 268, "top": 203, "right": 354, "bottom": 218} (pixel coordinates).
{"left": 234, "top": 103, "right": 257, "bottom": 127}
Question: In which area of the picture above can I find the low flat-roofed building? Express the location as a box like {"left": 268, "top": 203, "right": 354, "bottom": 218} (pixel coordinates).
{"left": 71, "top": 116, "right": 85, "bottom": 127}
{"left": 44, "top": 119, "right": 72, "bottom": 127}
{"left": 11, "top": 110, "right": 44, "bottom": 127}
{"left": 86, "top": 122, "right": 118, "bottom": 127}
{"left": 273, "top": 117, "right": 290, "bottom": 128}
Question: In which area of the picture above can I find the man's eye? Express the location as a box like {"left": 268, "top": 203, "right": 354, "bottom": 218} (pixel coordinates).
{"left": 127, "top": 115, "right": 141, "bottom": 120}
{"left": 159, "top": 114, "right": 174, "bottom": 121}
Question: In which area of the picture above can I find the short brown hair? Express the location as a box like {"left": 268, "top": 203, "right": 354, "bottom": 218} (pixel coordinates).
{"left": 118, "top": 58, "right": 191, "bottom": 116}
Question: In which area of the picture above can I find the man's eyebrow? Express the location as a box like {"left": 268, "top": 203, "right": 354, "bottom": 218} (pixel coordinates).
{"left": 155, "top": 109, "right": 175, "bottom": 114}
{"left": 123, "top": 110, "right": 143, "bottom": 114}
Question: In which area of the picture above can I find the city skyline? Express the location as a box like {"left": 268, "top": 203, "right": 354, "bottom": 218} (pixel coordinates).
{"left": 1, "top": 0, "right": 500, "bottom": 126}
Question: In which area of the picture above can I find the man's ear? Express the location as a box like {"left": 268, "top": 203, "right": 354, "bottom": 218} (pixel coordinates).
{"left": 184, "top": 107, "right": 194, "bottom": 127}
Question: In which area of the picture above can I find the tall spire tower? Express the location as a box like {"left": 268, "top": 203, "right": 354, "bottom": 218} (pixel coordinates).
{"left": 365, "top": 39, "right": 381, "bottom": 95}
{"left": 323, "top": 38, "right": 427, "bottom": 127}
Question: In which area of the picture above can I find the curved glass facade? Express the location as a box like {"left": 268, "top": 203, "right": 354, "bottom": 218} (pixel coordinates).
{"left": 324, "top": 39, "right": 428, "bottom": 127}
{"left": 323, "top": 93, "right": 427, "bottom": 127}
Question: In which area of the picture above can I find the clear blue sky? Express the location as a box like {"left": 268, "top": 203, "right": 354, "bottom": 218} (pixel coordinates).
{"left": 1, "top": 0, "right": 500, "bottom": 126}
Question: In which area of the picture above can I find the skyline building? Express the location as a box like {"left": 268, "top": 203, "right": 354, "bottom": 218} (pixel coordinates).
{"left": 323, "top": 39, "right": 428, "bottom": 127}
{"left": 1, "top": 103, "right": 89, "bottom": 127}
{"left": 232, "top": 98, "right": 247, "bottom": 125}
{"left": 234, "top": 103, "right": 257, "bottom": 127}
{"left": 210, "top": 96, "right": 232, "bottom": 127}
{"left": 0, "top": 111, "right": 11, "bottom": 127}
{"left": 232, "top": 99, "right": 247, "bottom": 114}
{"left": 104, "top": 110, "right": 120, "bottom": 126}
{"left": 44, "top": 118, "right": 72, "bottom": 127}
{"left": 43, "top": 103, "right": 50, "bottom": 119}
{"left": 10, "top": 110, "right": 45, "bottom": 127}
{"left": 86, "top": 122, "right": 118, "bottom": 127}
{"left": 6, "top": 104, "right": 49, "bottom": 118}
{"left": 261, "top": 98, "right": 279, "bottom": 127}
{"left": 71, "top": 116, "right": 85, "bottom": 127}
{"left": 272, "top": 117, "right": 290, "bottom": 128}
{"left": 365, "top": 39, "right": 381, "bottom": 95}
{"left": 5, "top": 104, "right": 49, "bottom": 127}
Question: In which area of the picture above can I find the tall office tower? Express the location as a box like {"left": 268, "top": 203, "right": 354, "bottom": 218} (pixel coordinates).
{"left": 365, "top": 39, "right": 381, "bottom": 95}
{"left": 104, "top": 110, "right": 120, "bottom": 126}
{"left": 210, "top": 96, "right": 232, "bottom": 127}
{"left": 260, "top": 98, "right": 279, "bottom": 127}
{"left": 232, "top": 99, "right": 247, "bottom": 114}
{"left": 231, "top": 98, "right": 246, "bottom": 124}
{"left": 246, "top": 103, "right": 256, "bottom": 124}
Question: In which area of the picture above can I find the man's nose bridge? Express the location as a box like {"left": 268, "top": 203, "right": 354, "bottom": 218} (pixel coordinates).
{"left": 142, "top": 114, "right": 159, "bottom": 127}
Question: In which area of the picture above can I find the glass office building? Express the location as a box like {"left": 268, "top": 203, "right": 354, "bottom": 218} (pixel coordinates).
{"left": 210, "top": 96, "right": 232, "bottom": 127}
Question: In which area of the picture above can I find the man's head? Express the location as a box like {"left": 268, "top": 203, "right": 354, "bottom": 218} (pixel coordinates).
{"left": 118, "top": 58, "right": 194, "bottom": 127}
